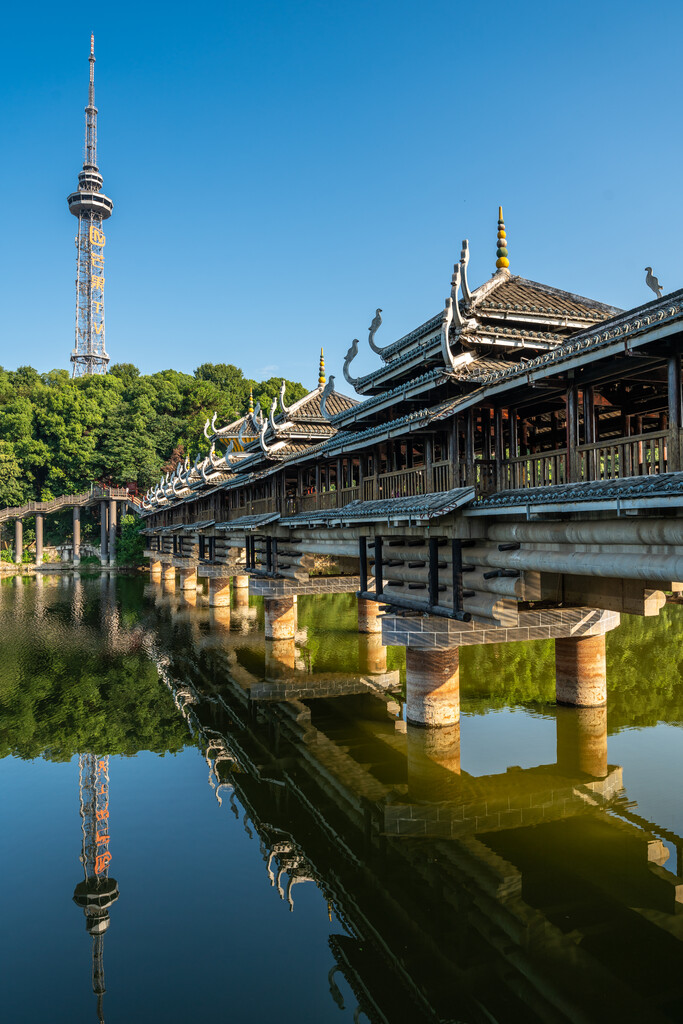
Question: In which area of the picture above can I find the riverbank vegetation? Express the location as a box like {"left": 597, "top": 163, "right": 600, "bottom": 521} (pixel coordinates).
{"left": 0, "top": 361, "right": 306, "bottom": 505}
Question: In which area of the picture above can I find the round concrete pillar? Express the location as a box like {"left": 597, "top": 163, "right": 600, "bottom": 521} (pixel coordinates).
{"left": 555, "top": 634, "right": 607, "bottom": 707}
{"left": 150, "top": 559, "right": 162, "bottom": 581}
{"left": 264, "top": 596, "right": 297, "bottom": 640}
{"left": 265, "top": 638, "right": 296, "bottom": 679}
{"left": 405, "top": 646, "right": 460, "bottom": 727}
{"left": 233, "top": 574, "right": 249, "bottom": 590}
{"left": 108, "top": 500, "right": 117, "bottom": 566}
{"left": 14, "top": 519, "right": 23, "bottom": 564}
{"left": 73, "top": 507, "right": 81, "bottom": 566}
{"left": 179, "top": 567, "right": 197, "bottom": 591}
{"left": 100, "top": 500, "right": 108, "bottom": 565}
{"left": 209, "top": 576, "right": 231, "bottom": 607}
{"left": 556, "top": 705, "right": 608, "bottom": 778}
{"left": 34, "top": 513, "right": 43, "bottom": 567}
{"left": 358, "top": 597, "right": 382, "bottom": 634}
{"left": 358, "top": 633, "right": 387, "bottom": 675}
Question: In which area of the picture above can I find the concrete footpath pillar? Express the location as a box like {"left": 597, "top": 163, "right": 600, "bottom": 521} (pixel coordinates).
{"left": 108, "top": 500, "right": 117, "bottom": 566}
{"left": 14, "top": 519, "right": 23, "bottom": 564}
{"left": 150, "top": 559, "right": 162, "bottom": 581}
{"left": 233, "top": 573, "right": 249, "bottom": 590}
{"left": 264, "top": 596, "right": 297, "bottom": 640}
{"left": 556, "top": 705, "right": 608, "bottom": 778}
{"left": 179, "top": 567, "right": 197, "bottom": 591}
{"left": 72, "top": 507, "right": 81, "bottom": 566}
{"left": 358, "top": 597, "right": 382, "bottom": 634}
{"left": 555, "top": 634, "right": 607, "bottom": 707}
{"left": 265, "top": 638, "right": 296, "bottom": 678}
{"left": 162, "top": 564, "right": 176, "bottom": 591}
{"left": 35, "top": 513, "right": 43, "bottom": 567}
{"left": 100, "top": 501, "right": 108, "bottom": 565}
{"left": 358, "top": 633, "right": 387, "bottom": 675}
{"left": 209, "top": 577, "right": 231, "bottom": 607}
{"left": 405, "top": 646, "right": 460, "bottom": 727}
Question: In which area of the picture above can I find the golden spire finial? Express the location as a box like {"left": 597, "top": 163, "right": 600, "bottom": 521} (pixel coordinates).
{"left": 496, "top": 206, "right": 509, "bottom": 270}
{"left": 318, "top": 347, "right": 326, "bottom": 387}
{"left": 248, "top": 387, "right": 254, "bottom": 415}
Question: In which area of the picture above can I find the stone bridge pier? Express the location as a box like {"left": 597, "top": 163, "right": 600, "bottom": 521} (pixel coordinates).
{"left": 382, "top": 607, "right": 619, "bottom": 726}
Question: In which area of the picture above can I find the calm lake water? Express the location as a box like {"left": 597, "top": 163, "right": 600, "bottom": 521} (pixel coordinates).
{"left": 2, "top": 573, "right": 683, "bottom": 1023}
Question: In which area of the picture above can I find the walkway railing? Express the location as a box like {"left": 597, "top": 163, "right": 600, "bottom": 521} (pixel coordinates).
{"left": 576, "top": 430, "right": 669, "bottom": 481}
{"left": 0, "top": 485, "right": 138, "bottom": 524}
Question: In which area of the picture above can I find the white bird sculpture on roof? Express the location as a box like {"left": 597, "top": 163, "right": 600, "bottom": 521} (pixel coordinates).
{"left": 645, "top": 267, "right": 663, "bottom": 299}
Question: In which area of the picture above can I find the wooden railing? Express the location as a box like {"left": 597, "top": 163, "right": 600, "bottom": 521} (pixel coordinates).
{"left": 501, "top": 449, "right": 569, "bottom": 490}
{"left": 576, "top": 430, "right": 669, "bottom": 482}
{"left": 377, "top": 467, "right": 427, "bottom": 499}
{"left": 432, "top": 461, "right": 451, "bottom": 492}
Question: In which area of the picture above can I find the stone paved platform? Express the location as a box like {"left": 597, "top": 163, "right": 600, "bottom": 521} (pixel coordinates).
{"left": 382, "top": 606, "right": 619, "bottom": 650}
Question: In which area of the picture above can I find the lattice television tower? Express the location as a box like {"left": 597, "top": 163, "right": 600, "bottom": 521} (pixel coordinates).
{"left": 67, "top": 35, "right": 113, "bottom": 376}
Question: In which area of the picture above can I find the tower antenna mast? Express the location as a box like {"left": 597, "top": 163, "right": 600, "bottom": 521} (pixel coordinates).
{"left": 67, "top": 34, "right": 113, "bottom": 376}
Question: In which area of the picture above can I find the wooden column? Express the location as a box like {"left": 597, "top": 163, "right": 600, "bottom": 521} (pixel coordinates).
{"left": 465, "top": 408, "right": 475, "bottom": 487}
{"left": 494, "top": 407, "right": 504, "bottom": 491}
{"left": 668, "top": 352, "right": 682, "bottom": 471}
{"left": 425, "top": 435, "right": 433, "bottom": 492}
{"left": 482, "top": 408, "right": 492, "bottom": 461}
{"left": 566, "top": 384, "right": 580, "bottom": 481}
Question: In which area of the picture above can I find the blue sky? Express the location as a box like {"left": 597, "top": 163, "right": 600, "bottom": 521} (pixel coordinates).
{"left": 0, "top": 0, "right": 680, "bottom": 389}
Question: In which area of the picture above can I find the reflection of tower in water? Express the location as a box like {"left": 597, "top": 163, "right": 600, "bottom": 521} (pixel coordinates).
{"left": 73, "top": 754, "right": 119, "bottom": 1024}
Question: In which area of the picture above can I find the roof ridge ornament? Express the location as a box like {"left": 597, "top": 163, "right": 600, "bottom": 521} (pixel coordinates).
{"left": 496, "top": 206, "right": 509, "bottom": 270}
{"left": 278, "top": 380, "right": 291, "bottom": 416}
{"left": 343, "top": 338, "right": 360, "bottom": 388}
{"left": 367, "top": 308, "right": 395, "bottom": 362}
{"left": 451, "top": 263, "right": 465, "bottom": 330}
{"left": 250, "top": 401, "right": 264, "bottom": 432}
{"left": 442, "top": 264, "right": 476, "bottom": 372}
{"left": 320, "top": 375, "right": 336, "bottom": 419}
{"left": 460, "top": 240, "right": 472, "bottom": 304}
{"left": 645, "top": 267, "right": 663, "bottom": 298}
{"left": 318, "top": 348, "right": 326, "bottom": 387}
{"left": 248, "top": 388, "right": 254, "bottom": 415}
{"left": 269, "top": 396, "right": 280, "bottom": 432}
{"left": 259, "top": 413, "right": 272, "bottom": 454}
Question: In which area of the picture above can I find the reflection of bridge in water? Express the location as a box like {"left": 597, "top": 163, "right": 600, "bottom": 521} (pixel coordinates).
{"left": 146, "top": 603, "right": 683, "bottom": 1024}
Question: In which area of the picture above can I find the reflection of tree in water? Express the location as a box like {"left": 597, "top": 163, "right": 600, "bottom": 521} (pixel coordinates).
{"left": 0, "top": 584, "right": 190, "bottom": 760}
{"left": 460, "top": 604, "right": 683, "bottom": 732}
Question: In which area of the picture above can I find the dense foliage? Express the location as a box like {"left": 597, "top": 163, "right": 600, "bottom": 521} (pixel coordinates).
{"left": 0, "top": 362, "right": 307, "bottom": 504}
{"left": 0, "top": 580, "right": 191, "bottom": 759}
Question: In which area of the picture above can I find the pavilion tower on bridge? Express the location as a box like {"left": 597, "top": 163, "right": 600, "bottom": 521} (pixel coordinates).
{"left": 67, "top": 35, "right": 113, "bottom": 377}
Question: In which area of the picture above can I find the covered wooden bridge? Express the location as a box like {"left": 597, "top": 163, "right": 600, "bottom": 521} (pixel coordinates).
{"left": 140, "top": 210, "right": 683, "bottom": 723}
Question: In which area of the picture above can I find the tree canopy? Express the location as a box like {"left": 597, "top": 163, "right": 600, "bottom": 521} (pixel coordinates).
{"left": 0, "top": 362, "right": 307, "bottom": 503}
